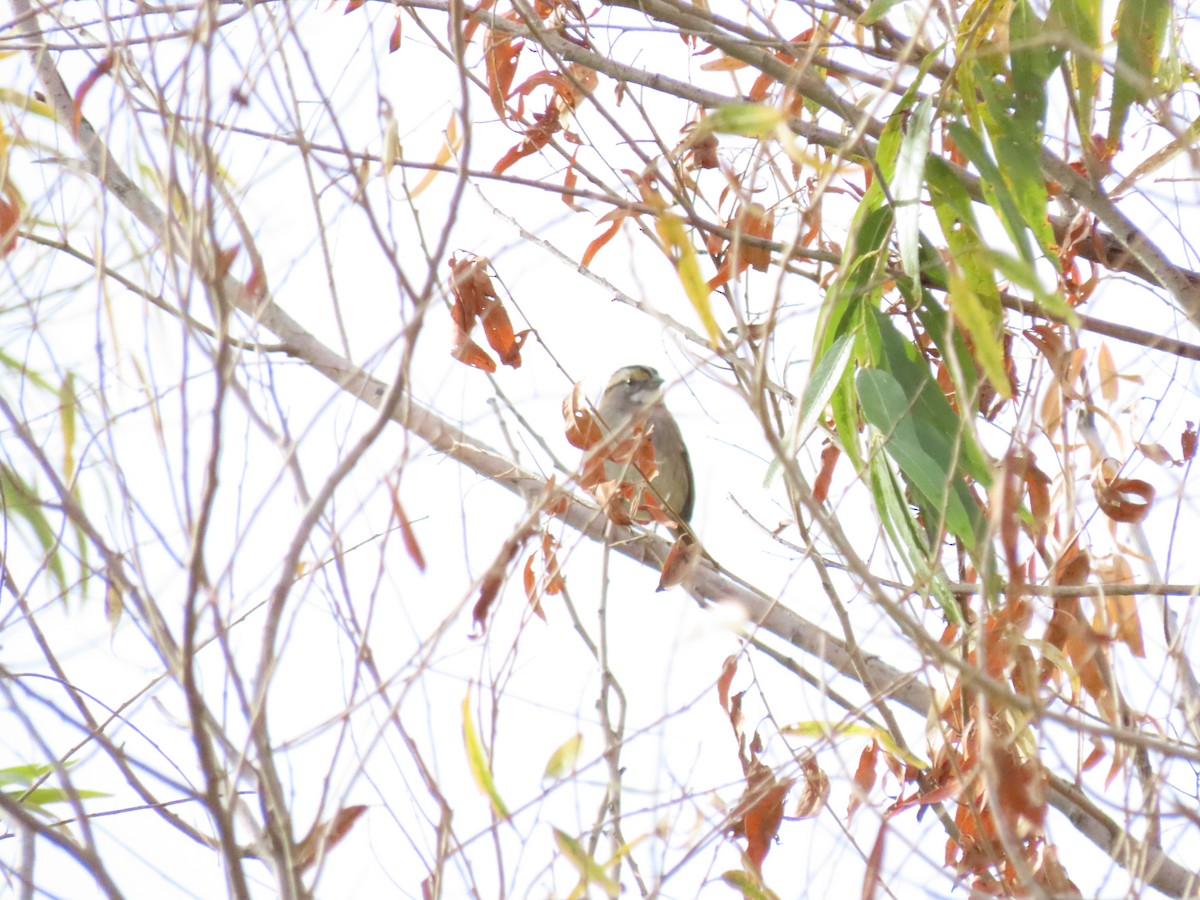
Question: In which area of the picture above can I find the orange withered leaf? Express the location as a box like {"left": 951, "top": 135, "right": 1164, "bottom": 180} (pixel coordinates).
{"left": 484, "top": 30, "right": 523, "bottom": 123}
{"left": 811, "top": 442, "right": 839, "bottom": 505}
{"left": 990, "top": 742, "right": 1046, "bottom": 835}
{"left": 451, "top": 334, "right": 498, "bottom": 372}
{"left": 448, "top": 255, "right": 526, "bottom": 370}
{"left": 581, "top": 211, "right": 625, "bottom": 266}
{"left": 1082, "top": 737, "right": 1105, "bottom": 772}
{"left": 734, "top": 760, "right": 792, "bottom": 871}
{"left": 522, "top": 534, "right": 561, "bottom": 622}
{"left": 389, "top": 14, "right": 402, "bottom": 52}
{"left": 657, "top": 534, "right": 701, "bottom": 591}
{"left": 848, "top": 741, "right": 878, "bottom": 823}
{"left": 493, "top": 104, "right": 562, "bottom": 174}
{"left": 740, "top": 202, "right": 773, "bottom": 271}
{"left": 344, "top": 0, "right": 366, "bottom": 11}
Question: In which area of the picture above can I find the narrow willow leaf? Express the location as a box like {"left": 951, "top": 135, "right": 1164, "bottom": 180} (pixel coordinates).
{"left": 462, "top": 694, "right": 510, "bottom": 819}
{"left": 976, "top": 55, "right": 1055, "bottom": 257}
{"left": 1109, "top": 0, "right": 1170, "bottom": 146}
{"left": 656, "top": 212, "right": 721, "bottom": 346}
{"left": 554, "top": 829, "right": 620, "bottom": 897}
{"left": 856, "top": 368, "right": 981, "bottom": 548}
{"left": 858, "top": 0, "right": 907, "bottom": 25}
{"left": 0, "top": 466, "right": 68, "bottom": 595}
{"left": 59, "top": 373, "right": 77, "bottom": 484}
{"left": 923, "top": 157, "right": 1012, "bottom": 399}
{"left": 786, "top": 332, "right": 855, "bottom": 458}
{"left": 868, "top": 446, "right": 962, "bottom": 623}
{"left": 1050, "top": 0, "right": 1102, "bottom": 138}
{"left": 894, "top": 95, "right": 933, "bottom": 279}
{"left": 865, "top": 306, "right": 993, "bottom": 487}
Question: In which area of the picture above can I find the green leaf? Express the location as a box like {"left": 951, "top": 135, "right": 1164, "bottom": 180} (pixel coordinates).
{"left": 1, "top": 465, "right": 68, "bottom": 596}
{"left": 462, "top": 693, "right": 509, "bottom": 819}
{"left": 893, "top": 95, "right": 934, "bottom": 279}
{"left": 944, "top": 119, "right": 1034, "bottom": 265}
{"left": 864, "top": 306, "right": 993, "bottom": 487}
{"left": 976, "top": 56, "right": 1056, "bottom": 257}
{"left": 785, "top": 332, "right": 856, "bottom": 459}
{"left": 867, "top": 445, "right": 962, "bottom": 623}
{"left": 60, "top": 374, "right": 77, "bottom": 484}
{"left": 721, "top": 869, "right": 783, "bottom": 900}
{"left": 554, "top": 829, "right": 620, "bottom": 898}
{"left": 857, "top": 0, "right": 906, "bottom": 25}
{"left": 856, "top": 367, "right": 982, "bottom": 549}
{"left": 700, "top": 104, "right": 786, "bottom": 138}
{"left": 1109, "top": 0, "right": 1170, "bottom": 146}
{"left": 543, "top": 733, "right": 583, "bottom": 782}
{"left": 1049, "top": 0, "right": 1102, "bottom": 137}
{"left": 923, "top": 157, "right": 1011, "bottom": 400}
{"left": 813, "top": 205, "right": 893, "bottom": 469}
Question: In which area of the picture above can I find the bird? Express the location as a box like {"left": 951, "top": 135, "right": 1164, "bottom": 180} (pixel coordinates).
{"left": 593, "top": 365, "right": 694, "bottom": 528}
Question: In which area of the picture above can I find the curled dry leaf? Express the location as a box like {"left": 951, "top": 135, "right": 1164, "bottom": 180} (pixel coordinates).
{"left": 562, "top": 382, "right": 602, "bottom": 450}
{"left": 1092, "top": 459, "right": 1154, "bottom": 524}
{"left": 793, "top": 755, "right": 828, "bottom": 819}
{"left": 484, "top": 29, "right": 523, "bottom": 123}
{"left": 1182, "top": 421, "right": 1197, "bottom": 462}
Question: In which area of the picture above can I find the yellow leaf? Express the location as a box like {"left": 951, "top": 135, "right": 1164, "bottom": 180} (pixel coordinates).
{"left": 699, "top": 104, "right": 785, "bottom": 138}
{"left": 656, "top": 213, "right": 721, "bottom": 346}
{"left": 462, "top": 693, "right": 510, "bottom": 819}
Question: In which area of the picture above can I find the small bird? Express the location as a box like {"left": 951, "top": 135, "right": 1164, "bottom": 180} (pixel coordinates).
{"left": 594, "top": 365, "right": 694, "bottom": 527}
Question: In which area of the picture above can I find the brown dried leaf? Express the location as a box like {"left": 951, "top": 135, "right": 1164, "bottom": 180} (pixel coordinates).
{"left": 811, "top": 442, "right": 840, "bottom": 505}
{"left": 1093, "top": 461, "right": 1154, "bottom": 524}
{"left": 793, "top": 756, "right": 828, "bottom": 819}
{"left": 1182, "top": 421, "right": 1197, "bottom": 462}
{"left": 1096, "top": 342, "right": 1118, "bottom": 403}
{"left": 717, "top": 655, "right": 737, "bottom": 712}
{"left": 389, "top": 14, "right": 402, "bottom": 52}
{"left": 848, "top": 741, "right": 878, "bottom": 823}
{"left": 735, "top": 761, "right": 792, "bottom": 871}
{"left": 388, "top": 481, "right": 426, "bottom": 572}
{"left": 296, "top": 805, "right": 368, "bottom": 872}
{"left": 483, "top": 30, "right": 523, "bottom": 122}
{"left": 563, "top": 382, "right": 603, "bottom": 450}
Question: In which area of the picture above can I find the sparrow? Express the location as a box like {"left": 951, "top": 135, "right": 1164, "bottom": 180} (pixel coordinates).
{"left": 593, "top": 365, "right": 694, "bottom": 527}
